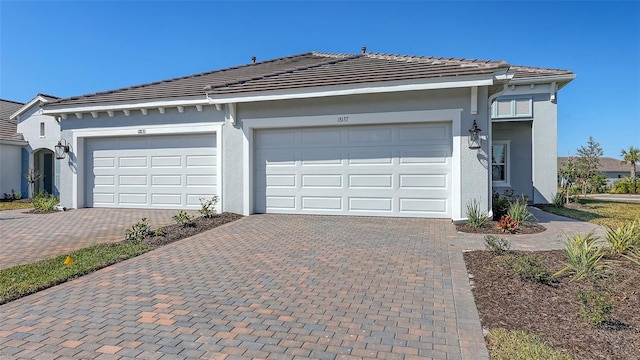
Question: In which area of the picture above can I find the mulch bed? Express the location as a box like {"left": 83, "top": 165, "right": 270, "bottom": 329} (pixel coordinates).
{"left": 456, "top": 221, "right": 546, "bottom": 234}
{"left": 142, "top": 212, "right": 243, "bottom": 248}
{"left": 464, "top": 250, "right": 640, "bottom": 359}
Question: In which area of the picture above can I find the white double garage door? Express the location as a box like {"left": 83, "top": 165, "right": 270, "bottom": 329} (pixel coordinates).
{"left": 85, "top": 122, "right": 452, "bottom": 217}
{"left": 254, "top": 122, "right": 453, "bottom": 218}
{"left": 86, "top": 134, "right": 217, "bottom": 209}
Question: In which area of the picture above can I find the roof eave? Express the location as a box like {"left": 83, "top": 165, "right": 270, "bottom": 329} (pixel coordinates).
{"left": 509, "top": 74, "right": 576, "bottom": 88}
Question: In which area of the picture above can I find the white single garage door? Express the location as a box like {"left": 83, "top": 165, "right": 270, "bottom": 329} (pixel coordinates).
{"left": 86, "top": 134, "right": 216, "bottom": 209}
{"left": 254, "top": 122, "right": 452, "bottom": 218}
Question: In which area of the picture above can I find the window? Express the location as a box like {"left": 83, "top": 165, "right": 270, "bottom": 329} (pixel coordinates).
{"left": 39, "top": 122, "right": 45, "bottom": 137}
{"left": 492, "top": 141, "right": 510, "bottom": 185}
{"left": 492, "top": 98, "right": 532, "bottom": 119}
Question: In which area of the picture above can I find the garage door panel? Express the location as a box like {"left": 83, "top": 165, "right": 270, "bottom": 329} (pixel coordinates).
{"left": 86, "top": 134, "right": 216, "bottom": 209}
{"left": 255, "top": 122, "right": 452, "bottom": 218}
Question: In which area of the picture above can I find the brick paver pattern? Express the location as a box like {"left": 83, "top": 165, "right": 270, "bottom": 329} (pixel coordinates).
{"left": 0, "top": 208, "right": 193, "bottom": 269}
{"left": 0, "top": 214, "right": 489, "bottom": 360}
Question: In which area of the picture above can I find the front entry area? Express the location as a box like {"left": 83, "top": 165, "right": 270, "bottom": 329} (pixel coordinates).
{"left": 33, "top": 149, "right": 55, "bottom": 196}
{"left": 254, "top": 122, "right": 453, "bottom": 218}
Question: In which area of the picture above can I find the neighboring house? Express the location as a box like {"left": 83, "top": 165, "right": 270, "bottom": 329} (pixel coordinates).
{"left": 558, "top": 156, "right": 636, "bottom": 188}
{"left": 42, "top": 51, "right": 574, "bottom": 221}
{"left": 0, "top": 99, "right": 27, "bottom": 197}
{"left": 11, "top": 94, "right": 62, "bottom": 197}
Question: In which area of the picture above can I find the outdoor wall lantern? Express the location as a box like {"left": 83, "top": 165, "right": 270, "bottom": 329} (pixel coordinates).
{"left": 55, "top": 139, "right": 70, "bottom": 159}
{"left": 468, "top": 120, "right": 482, "bottom": 149}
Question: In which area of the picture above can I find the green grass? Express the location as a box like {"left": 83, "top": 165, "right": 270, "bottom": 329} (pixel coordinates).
{"left": 543, "top": 199, "right": 640, "bottom": 228}
{"left": 0, "top": 201, "right": 33, "bottom": 211}
{"left": 487, "top": 328, "right": 573, "bottom": 360}
{"left": 0, "top": 242, "right": 150, "bottom": 305}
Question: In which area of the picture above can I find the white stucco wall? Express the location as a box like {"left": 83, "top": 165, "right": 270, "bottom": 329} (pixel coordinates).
{"left": 0, "top": 141, "right": 25, "bottom": 196}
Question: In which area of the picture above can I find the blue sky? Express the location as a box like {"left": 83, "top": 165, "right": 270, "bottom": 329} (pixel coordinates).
{"left": 1, "top": 1, "right": 638, "bottom": 158}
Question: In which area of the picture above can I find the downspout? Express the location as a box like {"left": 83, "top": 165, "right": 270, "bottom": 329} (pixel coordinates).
{"left": 486, "top": 84, "right": 508, "bottom": 218}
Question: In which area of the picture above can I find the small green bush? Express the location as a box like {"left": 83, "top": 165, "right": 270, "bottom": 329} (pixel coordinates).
{"left": 603, "top": 220, "right": 640, "bottom": 256}
{"left": 124, "top": 218, "right": 151, "bottom": 243}
{"left": 173, "top": 210, "right": 195, "bottom": 227}
{"left": 32, "top": 192, "right": 59, "bottom": 212}
{"left": 554, "top": 232, "right": 608, "bottom": 281}
{"left": 510, "top": 255, "right": 553, "bottom": 284}
{"left": 154, "top": 227, "right": 165, "bottom": 237}
{"left": 578, "top": 286, "right": 612, "bottom": 326}
{"left": 552, "top": 191, "right": 565, "bottom": 208}
{"left": 492, "top": 189, "right": 515, "bottom": 220}
{"left": 487, "top": 328, "right": 573, "bottom": 360}
{"left": 507, "top": 195, "right": 536, "bottom": 224}
{"left": 199, "top": 195, "right": 219, "bottom": 218}
{"left": 610, "top": 177, "right": 639, "bottom": 194}
{"left": 466, "top": 198, "right": 488, "bottom": 228}
{"left": 485, "top": 234, "right": 511, "bottom": 254}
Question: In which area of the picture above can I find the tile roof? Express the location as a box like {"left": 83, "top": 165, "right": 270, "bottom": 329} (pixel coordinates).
{"left": 558, "top": 156, "right": 633, "bottom": 173}
{"left": 0, "top": 99, "right": 25, "bottom": 140}
{"left": 44, "top": 51, "right": 573, "bottom": 107}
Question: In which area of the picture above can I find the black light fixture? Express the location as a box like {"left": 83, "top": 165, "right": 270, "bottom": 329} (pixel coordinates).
{"left": 468, "top": 120, "right": 482, "bottom": 149}
{"left": 54, "top": 139, "right": 70, "bottom": 159}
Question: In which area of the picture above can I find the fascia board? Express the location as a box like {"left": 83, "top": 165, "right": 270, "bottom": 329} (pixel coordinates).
{"left": 509, "top": 74, "right": 576, "bottom": 86}
{"left": 9, "top": 95, "right": 49, "bottom": 120}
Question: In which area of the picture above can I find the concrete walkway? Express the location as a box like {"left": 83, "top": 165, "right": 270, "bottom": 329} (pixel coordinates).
{"left": 0, "top": 208, "right": 194, "bottom": 270}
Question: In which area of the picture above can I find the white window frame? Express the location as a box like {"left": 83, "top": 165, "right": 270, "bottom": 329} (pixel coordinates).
{"left": 492, "top": 98, "right": 533, "bottom": 119}
{"left": 39, "top": 122, "right": 45, "bottom": 137}
{"left": 492, "top": 140, "right": 510, "bottom": 186}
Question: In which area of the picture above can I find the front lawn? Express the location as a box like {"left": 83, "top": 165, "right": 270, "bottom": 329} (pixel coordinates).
{"left": 540, "top": 198, "right": 640, "bottom": 228}
{"left": 0, "top": 201, "right": 33, "bottom": 211}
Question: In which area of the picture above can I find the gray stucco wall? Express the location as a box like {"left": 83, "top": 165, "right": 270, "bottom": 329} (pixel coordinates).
{"left": 0, "top": 143, "right": 24, "bottom": 196}
{"left": 492, "top": 121, "right": 533, "bottom": 199}
{"left": 58, "top": 106, "right": 224, "bottom": 209}
{"left": 236, "top": 87, "right": 492, "bottom": 218}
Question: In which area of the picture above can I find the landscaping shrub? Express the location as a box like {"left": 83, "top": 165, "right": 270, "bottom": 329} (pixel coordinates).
{"left": 487, "top": 328, "right": 573, "bottom": 360}
{"left": 496, "top": 215, "right": 519, "bottom": 233}
{"left": 555, "top": 232, "right": 608, "bottom": 281}
{"left": 199, "top": 195, "right": 219, "bottom": 218}
{"left": 124, "top": 218, "right": 151, "bottom": 243}
{"left": 484, "top": 234, "right": 511, "bottom": 254}
{"left": 492, "top": 189, "right": 515, "bottom": 220}
{"left": 507, "top": 195, "right": 536, "bottom": 224}
{"left": 552, "top": 191, "right": 565, "bottom": 208}
{"left": 610, "top": 177, "right": 639, "bottom": 194}
{"left": 509, "top": 254, "right": 553, "bottom": 284}
{"left": 578, "top": 286, "right": 612, "bottom": 326}
{"left": 603, "top": 220, "right": 640, "bottom": 256}
{"left": 32, "top": 192, "right": 59, "bottom": 212}
{"left": 173, "top": 210, "right": 195, "bottom": 227}
{"left": 465, "top": 198, "right": 488, "bottom": 228}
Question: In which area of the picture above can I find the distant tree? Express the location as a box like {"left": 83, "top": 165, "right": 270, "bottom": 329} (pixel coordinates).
{"left": 558, "top": 156, "right": 578, "bottom": 204}
{"left": 575, "top": 136, "right": 604, "bottom": 194}
{"left": 620, "top": 146, "right": 639, "bottom": 193}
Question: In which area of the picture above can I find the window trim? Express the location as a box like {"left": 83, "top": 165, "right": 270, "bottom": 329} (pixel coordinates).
{"left": 39, "top": 122, "right": 45, "bottom": 137}
{"left": 492, "top": 98, "right": 533, "bottom": 119}
{"left": 492, "top": 140, "right": 511, "bottom": 186}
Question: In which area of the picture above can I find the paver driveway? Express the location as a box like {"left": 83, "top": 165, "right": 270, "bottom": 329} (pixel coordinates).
{"left": 0, "top": 214, "right": 487, "bottom": 360}
{"left": 0, "top": 208, "right": 191, "bottom": 270}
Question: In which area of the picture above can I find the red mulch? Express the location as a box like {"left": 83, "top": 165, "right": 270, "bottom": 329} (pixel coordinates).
{"left": 464, "top": 250, "right": 640, "bottom": 359}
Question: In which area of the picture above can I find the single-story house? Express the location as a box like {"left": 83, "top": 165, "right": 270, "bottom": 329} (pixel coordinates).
{"left": 42, "top": 50, "right": 574, "bottom": 221}
{"left": 11, "top": 94, "right": 62, "bottom": 197}
{"left": 558, "top": 156, "right": 635, "bottom": 188}
{"left": 0, "top": 99, "right": 28, "bottom": 197}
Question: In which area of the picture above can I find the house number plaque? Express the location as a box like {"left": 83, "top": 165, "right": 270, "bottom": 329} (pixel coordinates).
{"left": 138, "top": 129, "right": 146, "bottom": 134}
{"left": 337, "top": 116, "right": 349, "bottom": 123}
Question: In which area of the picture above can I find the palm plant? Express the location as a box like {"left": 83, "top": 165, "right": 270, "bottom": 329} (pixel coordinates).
{"left": 620, "top": 146, "right": 640, "bottom": 193}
